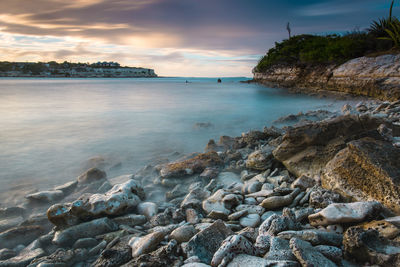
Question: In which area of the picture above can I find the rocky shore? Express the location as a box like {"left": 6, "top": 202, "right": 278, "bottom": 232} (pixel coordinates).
{"left": 252, "top": 54, "right": 400, "bottom": 101}
{"left": 1, "top": 100, "right": 400, "bottom": 266}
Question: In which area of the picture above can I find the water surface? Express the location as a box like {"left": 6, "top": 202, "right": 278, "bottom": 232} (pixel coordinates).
{"left": 0, "top": 77, "right": 348, "bottom": 205}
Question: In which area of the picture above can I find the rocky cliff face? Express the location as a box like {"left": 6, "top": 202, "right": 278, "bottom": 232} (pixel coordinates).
{"left": 253, "top": 54, "right": 400, "bottom": 101}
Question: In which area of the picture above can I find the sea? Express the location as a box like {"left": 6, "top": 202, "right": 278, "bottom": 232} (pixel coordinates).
{"left": 0, "top": 77, "right": 351, "bottom": 205}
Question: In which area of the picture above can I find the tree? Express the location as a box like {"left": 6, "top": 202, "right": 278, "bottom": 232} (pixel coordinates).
{"left": 287, "top": 22, "right": 292, "bottom": 38}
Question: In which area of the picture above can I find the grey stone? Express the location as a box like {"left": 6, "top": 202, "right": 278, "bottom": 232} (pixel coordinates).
{"left": 290, "top": 238, "right": 336, "bottom": 267}
{"left": 265, "top": 237, "right": 297, "bottom": 262}
{"left": 186, "top": 220, "right": 234, "bottom": 264}
{"left": 239, "top": 214, "right": 260, "bottom": 228}
{"left": 129, "top": 231, "right": 166, "bottom": 258}
{"left": 278, "top": 229, "right": 343, "bottom": 246}
{"left": 72, "top": 238, "right": 99, "bottom": 249}
{"left": 137, "top": 202, "right": 158, "bottom": 219}
{"left": 0, "top": 248, "right": 45, "bottom": 267}
{"left": 0, "top": 225, "right": 45, "bottom": 249}
{"left": 112, "top": 214, "right": 147, "bottom": 227}
{"left": 170, "top": 225, "right": 198, "bottom": 243}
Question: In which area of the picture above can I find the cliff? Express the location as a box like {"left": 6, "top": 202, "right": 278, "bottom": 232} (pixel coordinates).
{"left": 253, "top": 54, "right": 400, "bottom": 101}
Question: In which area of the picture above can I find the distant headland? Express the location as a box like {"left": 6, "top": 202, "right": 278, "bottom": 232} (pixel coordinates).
{"left": 0, "top": 61, "right": 157, "bottom": 78}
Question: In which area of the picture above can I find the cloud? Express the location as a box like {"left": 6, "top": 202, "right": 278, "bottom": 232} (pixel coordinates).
{"left": 0, "top": 0, "right": 395, "bottom": 76}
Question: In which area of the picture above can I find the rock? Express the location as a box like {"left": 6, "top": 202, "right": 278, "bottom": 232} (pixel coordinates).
{"left": 273, "top": 115, "right": 383, "bottom": 178}
{"left": 186, "top": 208, "right": 200, "bottom": 224}
{"left": 343, "top": 226, "right": 400, "bottom": 266}
{"left": 137, "top": 202, "right": 158, "bottom": 219}
{"left": 113, "top": 214, "right": 147, "bottom": 227}
{"left": 228, "top": 210, "right": 248, "bottom": 221}
{"left": 0, "top": 216, "right": 24, "bottom": 233}
{"left": 0, "top": 249, "right": 16, "bottom": 261}
{"left": 226, "top": 254, "right": 269, "bottom": 267}
{"left": 166, "top": 184, "right": 187, "bottom": 201}
{"left": 322, "top": 137, "right": 400, "bottom": 213}
{"left": 72, "top": 237, "right": 99, "bottom": 249}
{"left": 28, "top": 247, "right": 88, "bottom": 266}
{"left": 124, "top": 239, "right": 180, "bottom": 267}
{"left": 291, "top": 175, "right": 315, "bottom": 191}
{"left": 290, "top": 238, "right": 337, "bottom": 267}
{"left": 0, "top": 225, "right": 45, "bottom": 249}
{"left": 0, "top": 248, "right": 45, "bottom": 267}
{"left": 25, "top": 190, "right": 64, "bottom": 203}
{"left": 91, "top": 237, "right": 132, "bottom": 267}
{"left": 47, "top": 179, "right": 143, "bottom": 227}
{"left": 129, "top": 231, "right": 166, "bottom": 258}
{"left": 211, "top": 235, "right": 257, "bottom": 267}
{"left": 52, "top": 217, "right": 118, "bottom": 247}
{"left": 308, "top": 187, "right": 340, "bottom": 208}
{"left": 245, "top": 146, "right": 274, "bottom": 171}
{"left": 199, "top": 168, "right": 219, "bottom": 182}
{"left": 308, "top": 201, "right": 382, "bottom": 226}
{"left": 260, "top": 188, "right": 300, "bottom": 210}
{"left": 278, "top": 230, "right": 343, "bottom": 246}
{"left": 160, "top": 152, "right": 223, "bottom": 178}
{"left": 235, "top": 205, "right": 265, "bottom": 215}
{"left": 54, "top": 181, "right": 78, "bottom": 195}
{"left": 181, "top": 187, "right": 210, "bottom": 210}
{"left": 186, "top": 220, "right": 234, "bottom": 264}
{"left": 217, "top": 172, "right": 241, "bottom": 188}
{"left": 202, "top": 189, "right": 230, "bottom": 217}
{"left": 265, "top": 237, "right": 297, "bottom": 262}
{"left": 170, "top": 225, "right": 198, "bottom": 243}
{"left": 314, "top": 245, "right": 343, "bottom": 263}
{"left": 359, "top": 220, "right": 400, "bottom": 239}
{"left": 77, "top": 168, "right": 106, "bottom": 184}
{"left": 239, "top": 214, "right": 260, "bottom": 228}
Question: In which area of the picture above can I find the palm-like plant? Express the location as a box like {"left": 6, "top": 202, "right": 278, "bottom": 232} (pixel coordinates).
{"left": 368, "top": 0, "right": 395, "bottom": 37}
{"left": 380, "top": 18, "right": 400, "bottom": 47}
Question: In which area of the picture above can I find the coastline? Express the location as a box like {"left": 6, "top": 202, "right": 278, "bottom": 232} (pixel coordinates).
{"left": 1, "top": 91, "right": 400, "bottom": 265}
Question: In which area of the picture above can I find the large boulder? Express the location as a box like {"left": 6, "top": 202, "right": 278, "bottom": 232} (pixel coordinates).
{"left": 47, "top": 179, "right": 144, "bottom": 227}
{"left": 273, "top": 115, "right": 383, "bottom": 178}
{"left": 160, "top": 152, "right": 223, "bottom": 178}
{"left": 323, "top": 137, "right": 400, "bottom": 213}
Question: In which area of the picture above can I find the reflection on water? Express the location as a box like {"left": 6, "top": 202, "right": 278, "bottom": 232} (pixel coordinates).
{"left": 0, "top": 77, "right": 346, "bottom": 205}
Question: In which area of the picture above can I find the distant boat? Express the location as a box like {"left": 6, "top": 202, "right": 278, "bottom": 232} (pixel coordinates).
{"left": 217, "top": 78, "right": 222, "bottom": 83}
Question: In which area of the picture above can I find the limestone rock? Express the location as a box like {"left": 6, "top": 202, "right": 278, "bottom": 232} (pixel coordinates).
{"left": 160, "top": 152, "right": 223, "bottom": 178}
{"left": 130, "top": 231, "right": 166, "bottom": 258}
{"left": 239, "top": 214, "right": 260, "bottom": 228}
{"left": 25, "top": 190, "right": 64, "bottom": 203}
{"left": 52, "top": 217, "right": 118, "bottom": 247}
{"left": 359, "top": 220, "right": 400, "bottom": 239}
{"left": 170, "top": 225, "right": 198, "bottom": 243}
{"left": 323, "top": 137, "right": 400, "bottom": 213}
{"left": 137, "top": 202, "right": 158, "bottom": 219}
{"left": 343, "top": 226, "right": 400, "bottom": 266}
{"left": 290, "top": 238, "right": 336, "bottom": 267}
{"left": 278, "top": 229, "right": 343, "bottom": 246}
{"left": 273, "top": 115, "right": 383, "bottom": 178}
{"left": 308, "top": 187, "right": 340, "bottom": 209}
{"left": 226, "top": 254, "right": 269, "bottom": 267}
{"left": 260, "top": 188, "right": 300, "bottom": 210}
{"left": 308, "top": 201, "right": 382, "bottom": 226}
{"left": 112, "top": 214, "right": 147, "bottom": 227}
{"left": 47, "top": 179, "right": 144, "bottom": 227}
{"left": 77, "top": 168, "right": 106, "bottom": 184}
{"left": 0, "top": 248, "right": 45, "bottom": 267}
{"left": 186, "top": 220, "right": 234, "bottom": 264}
{"left": 245, "top": 146, "right": 274, "bottom": 171}
{"left": 0, "top": 225, "right": 45, "bottom": 249}
{"left": 291, "top": 175, "right": 315, "bottom": 191}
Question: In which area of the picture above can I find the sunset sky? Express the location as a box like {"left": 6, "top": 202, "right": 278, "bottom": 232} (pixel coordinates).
{"left": 0, "top": 0, "right": 397, "bottom": 77}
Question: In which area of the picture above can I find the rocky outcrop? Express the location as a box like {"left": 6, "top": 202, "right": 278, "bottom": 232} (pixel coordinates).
{"left": 253, "top": 54, "right": 400, "bottom": 101}
{"left": 323, "top": 137, "right": 400, "bottom": 213}
{"left": 273, "top": 114, "right": 384, "bottom": 178}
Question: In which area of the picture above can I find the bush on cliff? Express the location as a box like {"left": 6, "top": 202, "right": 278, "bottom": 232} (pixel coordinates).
{"left": 254, "top": 33, "right": 391, "bottom": 73}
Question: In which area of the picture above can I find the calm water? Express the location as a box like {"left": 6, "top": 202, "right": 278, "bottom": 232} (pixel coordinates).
{"left": 0, "top": 77, "right": 348, "bottom": 204}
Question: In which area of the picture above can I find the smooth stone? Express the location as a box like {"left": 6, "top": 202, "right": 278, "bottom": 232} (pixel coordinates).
{"left": 260, "top": 188, "right": 300, "bottom": 210}
{"left": 242, "top": 181, "right": 262, "bottom": 194}
{"left": 217, "top": 172, "right": 241, "bottom": 188}
{"left": 72, "top": 237, "right": 99, "bottom": 249}
{"left": 77, "top": 168, "right": 106, "bottom": 184}
{"left": 186, "top": 208, "right": 200, "bottom": 224}
{"left": 112, "top": 214, "right": 147, "bottom": 227}
{"left": 228, "top": 210, "right": 248, "bottom": 221}
{"left": 290, "top": 238, "right": 336, "bottom": 267}
{"left": 278, "top": 229, "right": 343, "bottom": 246}
{"left": 51, "top": 181, "right": 77, "bottom": 194}
{"left": 308, "top": 201, "right": 382, "bottom": 226}
{"left": 0, "top": 248, "right": 45, "bottom": 267}
{"left": 291, "top": 175, "right": 315, "bottom": 190}
{"left": 235, "top": 205, "right": 265, "bottom": 215}
{"left": 129, "top": 231, "right": 166, "bottom": 258}
{"left": 26, "top": 190, "right": 64, "bottom": 203}
{"left": 137, "top": 202, "right": 158, "bottom": 219}
{"left": 208, "top": 210, "right": 228, "bottom": 220}
{"left": 239, "top": 214, "right": 260, "bottom": 228}
{"left": 0, "top": 248, "right": 16, "bottom": 261}
{"left": 170, "top": 225, "right": 198, "bottom": 243}
{"left": 182, "top": 263, "right": 211, "bottom": 267}
{"left": 0, "top": 216, "right": 24, "bottom": 233}
{"left": 246, "top": 189, "right": 276, "bottom": 198}
{"left": 186, "top": 220, "right": 234, "bottom": 264}
{"left": 52, "top": 217, "right": 118, "bottom": 247}
{"left": 244, "top": 198, "right": 257, "bottom": 205}
{"left": 246, "top": 147, "right": 274, "bottom": 171}
{"left": 0, "top": 225, "right": 45, "bottom": 249}
{"left": 88, "top": 240, "right": 107, "bottom": 256}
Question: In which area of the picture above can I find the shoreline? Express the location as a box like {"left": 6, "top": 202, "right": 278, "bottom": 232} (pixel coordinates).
{"left": 1, "top": 93, "right": 400, "bottom": 266}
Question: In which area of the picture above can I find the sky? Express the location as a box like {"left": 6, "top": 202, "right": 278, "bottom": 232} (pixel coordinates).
{"left": 0, "top": 0, "right": 398, "bottom": 77}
